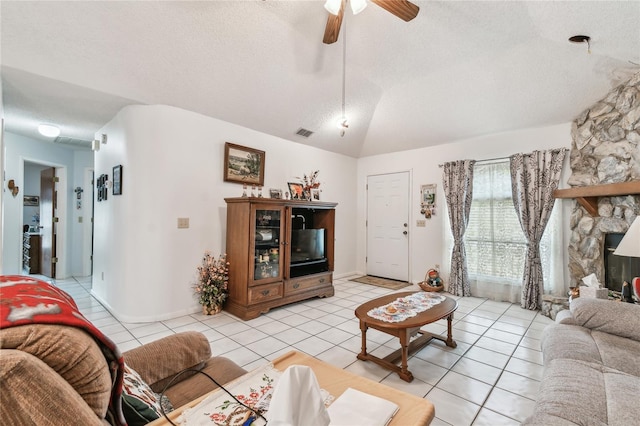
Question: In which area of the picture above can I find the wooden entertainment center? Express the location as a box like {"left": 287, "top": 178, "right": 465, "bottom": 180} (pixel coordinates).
{"left": 224, "top": 197, "right": 336, "bottom": 320}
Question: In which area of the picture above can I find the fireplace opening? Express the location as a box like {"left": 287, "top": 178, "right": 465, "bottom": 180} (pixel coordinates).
{"left": 604, "top": 233, "right": 640, "bottom": 293}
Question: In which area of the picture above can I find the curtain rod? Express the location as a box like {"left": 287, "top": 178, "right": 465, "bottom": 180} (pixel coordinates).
{"left": 438, "top": 156, "right": 508, "bottom": 168}
{"left": 437, "top": 148, "right": 568, "bottom": 167}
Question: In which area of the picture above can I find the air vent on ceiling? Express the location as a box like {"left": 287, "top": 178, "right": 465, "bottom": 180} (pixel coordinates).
{"left": 53, "top": 136, "right": 92, "bottom": 149}
{"left": 295, "top": 128, "right": 314, "bottom": 138}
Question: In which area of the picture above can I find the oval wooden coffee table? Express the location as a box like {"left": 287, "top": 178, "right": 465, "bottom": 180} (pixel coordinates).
{"left": 355, "top": 291, "right": 458, "bottom": 382}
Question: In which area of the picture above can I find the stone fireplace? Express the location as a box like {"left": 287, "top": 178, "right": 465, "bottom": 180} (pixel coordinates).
{"left": 566, "top": 71, "right": 640, "bottom": 291}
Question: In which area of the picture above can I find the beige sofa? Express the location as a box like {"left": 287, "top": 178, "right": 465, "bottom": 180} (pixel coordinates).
{"left": 523, "top": 297, "right": 640, "bottom": 425}
{"left": 1, "top": 325, "right": 246, "bottom": 425}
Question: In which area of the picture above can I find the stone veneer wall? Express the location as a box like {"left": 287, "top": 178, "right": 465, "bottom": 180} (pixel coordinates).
{"left": 567, "top": 72, "right": 640, "bottom": 288}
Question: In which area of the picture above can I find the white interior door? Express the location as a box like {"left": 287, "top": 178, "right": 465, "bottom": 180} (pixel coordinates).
{"left": 366, "top": 172, "right": 410, "bottom": 281}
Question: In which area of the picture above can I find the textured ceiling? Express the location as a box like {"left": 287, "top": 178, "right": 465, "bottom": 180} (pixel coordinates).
{"left": 2, "top": 1, "right": 639, "bottom": 157}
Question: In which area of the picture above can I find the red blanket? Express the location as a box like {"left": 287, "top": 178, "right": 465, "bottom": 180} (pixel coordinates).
{"left": 0, "top": 275, "right": 126, "bottom": 425}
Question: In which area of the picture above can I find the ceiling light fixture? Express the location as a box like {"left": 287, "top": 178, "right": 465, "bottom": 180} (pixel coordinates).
{"left": 337, "top": 16, "right": 349, "bottom": 137}
{"left": 38, "top": 124, "right": 61, "bottom": 138}
{"left": 325, "top": 0, "right": 367, "bottom": 16}
{"left": 569, "top": 35, "right": 591, "bottom": 54}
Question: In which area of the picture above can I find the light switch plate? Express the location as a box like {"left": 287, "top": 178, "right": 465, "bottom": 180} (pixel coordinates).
{"left": 177, "top": 218, "right": 189, "bottom": 229}
{"left": 417, "top": 220, "right": 426, "bottom": 227}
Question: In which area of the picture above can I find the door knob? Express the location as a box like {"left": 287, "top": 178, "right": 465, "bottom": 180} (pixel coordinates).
{"left": 403, "top": 231, "right": 408, "bottom": 235}
{"left": 403, "top": 223, "right": 408, "bottom": 227}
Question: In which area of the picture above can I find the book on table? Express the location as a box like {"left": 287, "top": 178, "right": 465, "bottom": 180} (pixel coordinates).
{"left": 327, "top": 387, "right": 399, "bottom": 426}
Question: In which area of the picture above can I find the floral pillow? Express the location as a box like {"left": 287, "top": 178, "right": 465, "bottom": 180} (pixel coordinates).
{"left": 122, "top": 363, "right": 173, "bottom": 426}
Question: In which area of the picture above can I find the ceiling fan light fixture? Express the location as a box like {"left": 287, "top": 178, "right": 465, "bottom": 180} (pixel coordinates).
{"left": 324, "top": 0, "right": 342, "bottom": 16}
{"left": 351, "top": 0, "right": 367, "bottom": 15}
{"left": 569, "top": 34, "right": 591, "bottom": 54}
{"left": 38, "top": 124, "right": 61, "bottom": 138}
{"left": 337, "top": 117, "right": 349, "bottom": 137}
{"left": 337, "top": 118, "right": 349, "bottom": 130}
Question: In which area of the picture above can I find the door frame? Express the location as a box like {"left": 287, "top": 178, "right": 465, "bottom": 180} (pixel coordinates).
{"left": 365, "top": 170, "right": 413, "bottom": 283}
{"left": 82, "top": 167, "right": 95, "bottom": 276}
{"left": 20, "top": 157, "right": 67, "bottom": 279}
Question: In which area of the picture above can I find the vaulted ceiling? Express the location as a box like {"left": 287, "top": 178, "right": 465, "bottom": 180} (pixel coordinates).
{"left": 2, "top": 1, "right": 639, "bottom": 158}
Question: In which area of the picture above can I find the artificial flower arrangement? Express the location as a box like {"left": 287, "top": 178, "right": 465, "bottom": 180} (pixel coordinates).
{"left": 299, "top": 170, "right": 321, "bottom": 194}
{"left": 194, "top": 252, "right": 229, "bottom": 314}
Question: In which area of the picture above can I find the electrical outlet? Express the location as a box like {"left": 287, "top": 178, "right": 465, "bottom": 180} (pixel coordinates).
{"left": 416, "top": 220, "right": 426, "bottom": 227}
{"left": 101, "top": 272, "right": 104, "bottom": 280}
{"left": 177, "top": 218, "right": 189, "bottom": 229}
{"left": 78, "top": 216, "right": 83, "bottom": 223}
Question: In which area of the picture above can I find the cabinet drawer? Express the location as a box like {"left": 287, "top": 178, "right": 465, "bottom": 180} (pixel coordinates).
{"left": 248, "top": 282, "right": 283, "bottom": 304}
{"left": 286, "top": 274, "right": 332, "bottom": 295}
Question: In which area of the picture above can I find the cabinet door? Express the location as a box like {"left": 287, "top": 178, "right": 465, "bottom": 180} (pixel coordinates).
{"left": 250, "top": 205, "right": 285, "bottom": 285}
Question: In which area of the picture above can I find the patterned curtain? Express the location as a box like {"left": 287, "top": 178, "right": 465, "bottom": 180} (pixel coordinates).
{"left": 443, "top": 160, "right": 476, "bottom": 296}
{"left": 510, "top": 149, "right": 566, "bottom": 310}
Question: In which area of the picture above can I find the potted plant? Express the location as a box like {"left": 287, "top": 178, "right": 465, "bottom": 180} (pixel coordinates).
{"left": 194, "top": 252, "right": 229, "bottom": 315}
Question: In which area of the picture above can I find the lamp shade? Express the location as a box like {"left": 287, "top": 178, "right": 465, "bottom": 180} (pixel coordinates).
{"left": 324, "top": 0, "right": 342, "bottom": 15}
{"left": 350, "top": 0, "right": 367, "bottom": 15}
{"left": 614, "top": 216, "right": 640, "bottom": 258}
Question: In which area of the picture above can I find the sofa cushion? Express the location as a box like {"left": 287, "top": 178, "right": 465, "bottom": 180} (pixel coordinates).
{"left": 123, "top": 331, "right": 212, "bottom": 393}
{"left": 590, "top": 330, "right": 640, "bottom": 377}
{"left": 541, "top": 324, "right": 602, "bottom": 365}
{"left": 570, "top": 298, "right": 640, "bottom": 342}
{"left": 0, "top": 324, "right": 112, "bottom": 419}
{"left": 0, "top": 349, "right": 105, "bottom": 425}
{"left": 164, "top": 356, "right": 248, "bottom": 408}
{"left": 525, "top": 358, "right": 640, "bottom": 425}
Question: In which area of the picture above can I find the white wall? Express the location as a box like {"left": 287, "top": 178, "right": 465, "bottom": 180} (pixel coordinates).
{"left": 1, "top": 132, "right": 94, "bottom": 277}
{"left": 356, "top": 123, "right": 574, "bottom": 286}
{"left": 92, "top": 105, "right": 358, "bottom": 322}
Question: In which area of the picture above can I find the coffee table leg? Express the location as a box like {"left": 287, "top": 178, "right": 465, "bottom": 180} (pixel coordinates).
{"left": 357, "top": 320, "right": 369, "bottom": 360}
{"left": 446, "top": 313, "right": 457, "bottom": 348}
{"left": 398, "top": 330, "right": 414, "bottom": 382}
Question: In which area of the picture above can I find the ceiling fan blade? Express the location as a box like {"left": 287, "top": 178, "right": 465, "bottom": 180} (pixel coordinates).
{"left": 323, "top": 0, "right": 345, "bottom": 44}
{"left": 370, "top": 0, "right": 419, "bottom": 21}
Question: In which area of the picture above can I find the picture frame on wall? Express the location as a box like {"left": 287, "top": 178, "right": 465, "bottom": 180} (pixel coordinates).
{"left": 223, "top": 142, "right": 265, "bottom": 186}
{"left": 113, "top": 165, "right": 123, "bottom": 195}
{"left": 421, "top": 184, "right": 436, "bottom": 205}
{"left": 287, "top": 182, "right": 305, "bottom": 200}
{"left": 24, "top": 195, "right": 39, "bottom": 206}
{"left": 97, "top": 174, "right": 108, "bottom": 202}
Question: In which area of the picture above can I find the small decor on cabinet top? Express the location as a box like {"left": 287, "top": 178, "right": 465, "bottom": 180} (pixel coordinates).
{"left": 194, "top": 252, "right": 229, "bottom": 315}
{"left": 298, "top": 170, "right": 321, "bottom": 194}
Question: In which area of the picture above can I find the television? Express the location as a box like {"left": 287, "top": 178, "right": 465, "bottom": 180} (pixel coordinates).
{"left": 290, "top": 229, "right": 326, "bottom": 264}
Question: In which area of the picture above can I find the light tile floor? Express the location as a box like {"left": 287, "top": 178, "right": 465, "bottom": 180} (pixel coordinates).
{"left": 47, "top": 275, "right": 552, "bottom": 426}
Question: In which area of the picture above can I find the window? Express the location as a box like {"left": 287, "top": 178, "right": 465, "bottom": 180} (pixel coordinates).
{"left": 459, "top": 160, "right": 563, "bottom": 302}
{"left": 465, "top": 161, "right": 526, "bottom": 283}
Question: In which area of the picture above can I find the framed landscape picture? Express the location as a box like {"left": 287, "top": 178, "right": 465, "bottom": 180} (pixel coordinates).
{"left": 224, "top": 142, "right": 265, "bottom": 186}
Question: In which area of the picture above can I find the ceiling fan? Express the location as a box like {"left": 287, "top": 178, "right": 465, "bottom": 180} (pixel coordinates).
{"left": 323, "top": 0, "right": 420, "bottom": 44}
